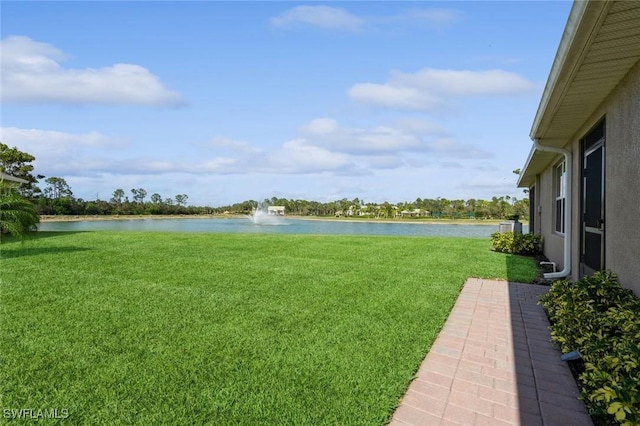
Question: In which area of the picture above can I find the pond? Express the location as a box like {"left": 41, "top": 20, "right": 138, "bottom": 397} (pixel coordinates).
{"left": 38, "top": 217, "right": 526, "bottom": 238}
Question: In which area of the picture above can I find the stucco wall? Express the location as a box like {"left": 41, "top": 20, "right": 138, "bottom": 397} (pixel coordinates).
{"left": 559, "top": 59, "right": 640, "bottom": 295}
{"left": 532, "top": 59, "right": 640, "bottom": 295}
{"left": 604, "top": 60, "right": 640, "bottom": 296}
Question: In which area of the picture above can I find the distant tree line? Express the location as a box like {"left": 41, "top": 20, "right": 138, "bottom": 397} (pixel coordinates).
{"left": 219, "top": 196, "right": 529, "bottom": 221}
{"left": 36, "top": 178, "right": 200, "bottom": 216}
{"left": 1, "top": 142, "right": 529, "bottom": 220}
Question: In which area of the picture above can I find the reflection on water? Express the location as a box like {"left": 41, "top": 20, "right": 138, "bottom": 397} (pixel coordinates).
{"left": 38, "top": 218, "right": 527, "bottom": 238}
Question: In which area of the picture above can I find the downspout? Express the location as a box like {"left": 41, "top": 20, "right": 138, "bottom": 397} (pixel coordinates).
{"left": 533, "top": 138, "right": 572, "bottom": 279}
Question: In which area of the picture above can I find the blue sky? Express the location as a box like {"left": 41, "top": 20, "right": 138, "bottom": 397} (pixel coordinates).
{"left": 1, "top": 1, "right": 572, "bottom": 207}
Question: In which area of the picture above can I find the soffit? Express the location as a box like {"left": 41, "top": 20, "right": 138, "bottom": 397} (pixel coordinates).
{"left": 533, "top": 1, "right": 640, "bottom": 146}
{"left": 520, "top": 1, "right": 640, "bottom": 187}
{"left": 518, "top": 148, "right": 557, "bottom": 188}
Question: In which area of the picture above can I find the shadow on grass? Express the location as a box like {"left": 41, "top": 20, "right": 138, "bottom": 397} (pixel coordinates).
{"left": 31, "top": 231, "right": 88, "bottom": 240}
{"left": 0, "top": 231, "right": 90, "bottom": 259}
{"left": 0, "top": 245, "right": 91, "bottom": 259}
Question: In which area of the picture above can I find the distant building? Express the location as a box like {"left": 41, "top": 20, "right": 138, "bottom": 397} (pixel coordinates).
{"left": 267, "top": 206, "right": 285, "bottom": 216}
{"left": 400, "top": 209, "right": 429, "bottom": 218}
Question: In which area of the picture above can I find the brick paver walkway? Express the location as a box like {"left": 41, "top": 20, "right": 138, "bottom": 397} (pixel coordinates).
{"left": 389, "top": 278, "right": 592, "bottom": 426}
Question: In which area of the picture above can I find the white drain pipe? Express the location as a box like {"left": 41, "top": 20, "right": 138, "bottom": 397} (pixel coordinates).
{"left": 533, "top": 138, "right": 572, "bottom": 279}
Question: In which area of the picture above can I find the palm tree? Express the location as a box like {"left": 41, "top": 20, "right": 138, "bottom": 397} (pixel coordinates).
{"left": 0, "top": 182, "right": 40, "bottom": 242}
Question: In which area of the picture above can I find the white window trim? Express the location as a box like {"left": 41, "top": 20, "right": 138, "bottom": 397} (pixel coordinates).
{"left": 554, "top": 161, "right": 566, "bottom": 235}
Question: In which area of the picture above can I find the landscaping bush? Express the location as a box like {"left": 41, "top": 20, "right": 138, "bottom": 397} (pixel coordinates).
{"left": 0, "top": 182, "right": 40, "bottom": 242}
{"left": 490, "top": 231, "right": 542, "bottom": 255}
{"left": 539, "top": 271, "right": 640, "bottom": 425}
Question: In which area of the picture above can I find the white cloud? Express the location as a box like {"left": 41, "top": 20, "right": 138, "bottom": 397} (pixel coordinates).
{"left": 0, "top": 36, "right": 184, "bottom": 106}
{"left": 1, "top": 117, "right": 490, "bottom": 185}
{"left": 425, "top": 138, "right": 491, "bottom": 159}
{"left": 394, "top": 118, "right": 447, "bottom": 135}
{"left": 271, "top": 6, "right": 461, "bottom": 33}
{"left": 267, "top": 139, "right": 354, "bottom": 173}
{"left": 191, "top": 158, "right": 241, "bottom": 174}
{"left": 455, "top": 178, "right": 521, "bottom": 199}
{"left": 348, "top": 84, "right": 439, "bottom": 110}
{"left": 207, "top": 136, "right": 264, "bottom": 154}
{"left": 298, "top": 118, "right": 487, "bottom": 159}
{"left": 349, "top": 67, "right": 535, "bottom": 110}
{"left": 395, "top": 68, "right": 535, "bottom": 95}
{"left": 300, "top": 119, "right": 422, "bottom": 155}
{"left": 378, "top": 8, "right": 463, "bottom": 30}
{"left": 0, "top": 126, "right": 127, "bottom": 177}
{"left": 361, "top": 155, "right": 404, "bottom": 170}
{"left": 270, "top": 6, "right": 364, "bottom": 31}
{"left": 302, "top": 118, "right": 339, "bottom": 135}
{"left": 1, "top": 126, "right": 116, "bottom": 151}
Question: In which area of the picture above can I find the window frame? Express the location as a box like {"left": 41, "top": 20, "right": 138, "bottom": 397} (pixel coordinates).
{"left": 554, "top": 160, "right": 566, "bottom": 234}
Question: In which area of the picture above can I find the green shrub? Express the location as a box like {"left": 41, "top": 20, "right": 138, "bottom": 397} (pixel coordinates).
{"left": 539, "top": 271, "right": 640, "bottom": 425}
{"left": 490, "top": 231, "right": 542, "bottom": 255}
{"left": 0, "top": 182, "right": 40, "bottom": 242}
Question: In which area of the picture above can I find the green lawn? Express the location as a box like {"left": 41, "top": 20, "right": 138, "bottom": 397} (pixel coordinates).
{"left": 0, "top": 232, "right": 536, "bottom": 425}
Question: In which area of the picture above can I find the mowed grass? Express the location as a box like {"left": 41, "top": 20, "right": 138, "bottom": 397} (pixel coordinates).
{"left": 0, "top": 231, "right": 536, "bottom": 425}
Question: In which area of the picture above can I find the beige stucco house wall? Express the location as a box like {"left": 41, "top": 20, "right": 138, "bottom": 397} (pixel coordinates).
{"left": 605, "top": 60, "right": 640, "bottom": 294}
{"left": 518, "top": 1, "right": 640, "bottom": 295}
{"left": 533, "top": 167, "right": 565, "bottom": 271}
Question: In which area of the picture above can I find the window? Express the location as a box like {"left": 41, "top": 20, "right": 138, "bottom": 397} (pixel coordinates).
{"left": 529, "top": 185, "right": 536, "bottom": 234}
{"left": 554, "top": 161, "right": 566, "bottom": 234}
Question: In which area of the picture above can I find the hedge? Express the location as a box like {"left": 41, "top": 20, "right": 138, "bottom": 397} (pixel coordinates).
{"left": 490, "top": 231, "right": 542, "bottom": 255}
{"left": 539, "top": 271, "right": 640, "bottom": 425}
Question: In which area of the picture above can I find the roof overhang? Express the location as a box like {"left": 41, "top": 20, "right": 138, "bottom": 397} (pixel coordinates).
{"left": 0, "top": 171, "right": 28, "bottom": 184}
{"left": 518, "top": 0, "right": 640, "bottom": 188}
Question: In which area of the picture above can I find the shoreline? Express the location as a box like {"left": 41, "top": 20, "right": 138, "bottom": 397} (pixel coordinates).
{"left": 39, "top": 214, "right": 521, "bottom": 227}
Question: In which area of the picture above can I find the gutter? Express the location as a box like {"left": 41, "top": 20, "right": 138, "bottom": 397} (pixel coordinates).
{"left": 532, "top": 139, "right": 571, "bottom": 279}
{"left": 0, "top": 172, "right": 29, "bottom": 184}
